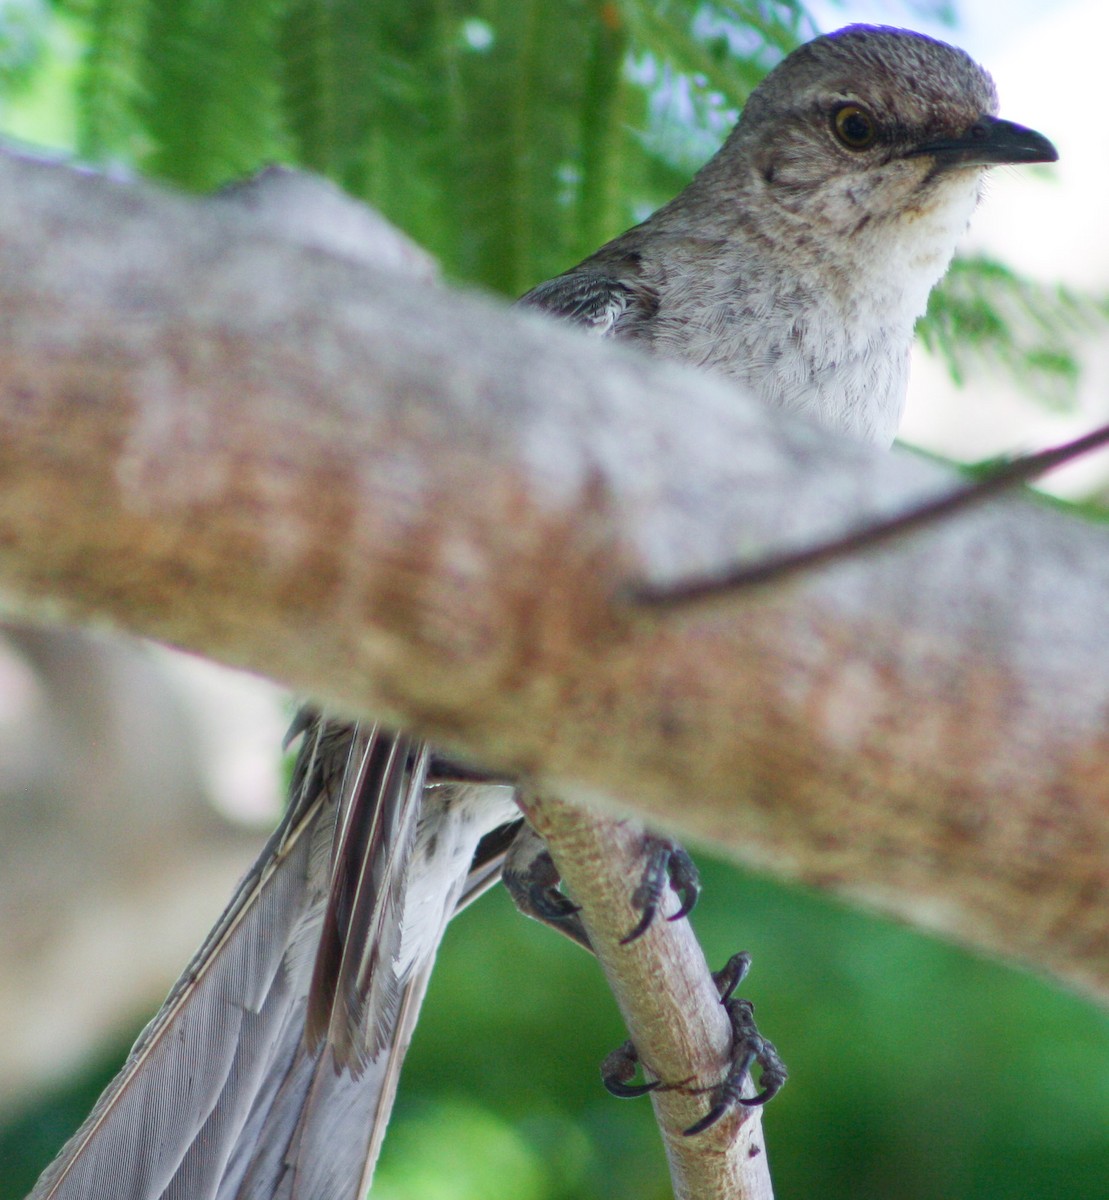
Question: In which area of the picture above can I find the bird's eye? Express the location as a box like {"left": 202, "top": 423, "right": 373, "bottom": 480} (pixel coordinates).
{"left": 832, "top": 104, "right": 877, "bottom": 150}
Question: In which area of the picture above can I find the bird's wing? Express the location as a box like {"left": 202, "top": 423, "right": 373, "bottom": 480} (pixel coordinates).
{"left": 517, "top": 265, "right": 657, "bottom": 337}
{"left": 26, "top": 718, "right": 467, "bottom": 1200}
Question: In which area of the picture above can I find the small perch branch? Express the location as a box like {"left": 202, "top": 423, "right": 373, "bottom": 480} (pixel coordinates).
{"left": 520, "top": 796, "right": 775, "bottom": 1200}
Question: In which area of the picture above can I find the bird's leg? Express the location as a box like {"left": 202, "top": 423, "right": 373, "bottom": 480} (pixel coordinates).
{"left": 600, "top": 951, "right": 787, "bottom": 1132}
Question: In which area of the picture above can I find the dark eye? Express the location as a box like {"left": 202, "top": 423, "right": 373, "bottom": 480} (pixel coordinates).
{"left": 833, "top": 104, "right": 877, "bottom": 150}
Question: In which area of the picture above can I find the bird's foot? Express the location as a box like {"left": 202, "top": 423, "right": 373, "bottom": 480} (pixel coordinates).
{"left": 502, "top": 822, "right": 592, "bottom": 950}
{"left": 504, "top": 826, "right": 700, "bottom": 948}
{"left": 600, "top": 1038, "right": 660, "bottom": 1098}
{"left": 683, "top": 952, "right": 787, "bottom": 1134}
{"left": 600, "top": 952, "right": 787, "bottom": 1135}
{"left": 621, "top": 834, "right": 700, "bottom": 943}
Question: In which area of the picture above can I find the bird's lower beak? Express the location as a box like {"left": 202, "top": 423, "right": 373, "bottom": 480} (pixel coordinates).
{"left": 912, "top": 115, "right": 1058, "bottom": 167}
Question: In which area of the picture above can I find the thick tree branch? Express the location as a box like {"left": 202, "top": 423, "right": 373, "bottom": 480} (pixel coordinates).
{"left": 1, "top": 148, "right": 1107, "bottom": 1010}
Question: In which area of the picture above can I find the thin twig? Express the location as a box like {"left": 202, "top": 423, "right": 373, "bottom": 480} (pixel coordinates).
{"left": 626, "top": 422, "right": 1109, "bottom": 609}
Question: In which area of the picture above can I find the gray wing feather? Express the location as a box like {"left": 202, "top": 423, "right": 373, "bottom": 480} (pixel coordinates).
{"left": 517, "top": 270, "right": 645, "bottom": 336}
{"left": 235, "top": 963, "right": 433, "bottom": 1200}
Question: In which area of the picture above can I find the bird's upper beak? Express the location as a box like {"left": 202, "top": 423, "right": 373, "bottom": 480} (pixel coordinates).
{"left": 912, "top": 115, "right": 1058, "bottom": 168}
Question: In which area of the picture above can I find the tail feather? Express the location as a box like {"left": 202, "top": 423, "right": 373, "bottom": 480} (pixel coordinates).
{"left": 30, "top": 777, "right": 327, "bottom": 1200}
{"left": 27, "top": 716, "right": 518, "bottom": 1200}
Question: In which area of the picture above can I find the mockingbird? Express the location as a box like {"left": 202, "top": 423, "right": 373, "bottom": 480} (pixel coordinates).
{"left": 29, "top": 24, "right": 1056, "bottom": 1200}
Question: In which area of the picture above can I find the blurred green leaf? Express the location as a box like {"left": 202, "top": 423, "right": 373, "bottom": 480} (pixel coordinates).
{"left": 24, "top": 2, "right": 811, "bottom": 292}
{"left": 139, "top": 0, "right": 288, "bottom": 189}
{"left": 919, "top": 255, "right": 1107, "bottom": 410}
{"left": 0, "top": 0, "right": 50, "bottom": 91}
{"left": 72, "top": 0, "right": 148, "bottom": 159}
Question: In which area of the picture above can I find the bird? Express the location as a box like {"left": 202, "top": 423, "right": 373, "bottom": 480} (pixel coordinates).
{"left": 28, "top": 24, "right": 1056, "bottom": 1200}
{"left": 519, "top": 23, "right": 1056, "bottom": 449}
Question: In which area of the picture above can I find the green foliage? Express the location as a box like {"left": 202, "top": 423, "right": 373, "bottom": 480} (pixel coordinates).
{"left": 74, "top": 0, "right": 149, "bottom": 159}
{"left": 140, "top": 0, "right": 288, "bottom": 186}
{"left": 920, "top": 255, "right": 1108, "bottom": 409}
{"left": 622, "top": 0, "right": 814, "bottom": 186}
{"left": 626, "top": 0, "right": 811, "bottom": 114}
{"left": 0, "top": 0, "right": 51, "bottom": 92}
{"left": 34, "top": 1, "right": 812, "bottom": 293}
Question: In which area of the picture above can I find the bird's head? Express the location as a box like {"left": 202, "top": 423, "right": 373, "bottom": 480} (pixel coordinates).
{"left": 726, "top": 25, "right": 1056, "bottom": 243}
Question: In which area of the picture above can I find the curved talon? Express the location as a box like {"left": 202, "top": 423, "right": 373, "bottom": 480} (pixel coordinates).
{"left": 528, "top": 882, "right": 580, "bottom": 923}
{"left": 683, "top": 1101, "right": 730, "bottom": 1137}
{"left": 620, "top": 906, "right": 656, "bottom": 945}
{"left": 503, "top": 825, "right": 592, "bottom": 949}
{"left": 621, "top": 836, "right": 702, "bottom": 942}
{"left": 682, "top": 1044, "right": 759, "bottom": 1136}
{"left": 739, "top": 1079, "right": 784, "bottom": 1107}
{"left": 601, "top": 1041, "right": 660, "bottom": 1099}
{"left": 665, "top": 847, "right": 701, "bottom": 922}
{"left": 713, "top": 952, "right": 752, "bottom": 1003}
{"left": 605, "top": 1077, "right": 661, "bottom": 1099}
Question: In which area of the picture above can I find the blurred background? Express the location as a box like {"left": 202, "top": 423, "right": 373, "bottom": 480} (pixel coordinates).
{"left": 0, "top": 1, "right": 1107, "bottom": 1197}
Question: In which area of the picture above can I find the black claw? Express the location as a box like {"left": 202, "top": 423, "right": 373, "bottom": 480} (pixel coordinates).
{"left": 503, "top": 827, "right": 592, "bottom": 950}
{"left": 528, "top": 882, "right": 581, "bottom": 923}
{"left": 712, "top": 952, "right": 752, "bottom": 1004}
{"left": 683, "top": 1101, "right": 729, "bottom": 1137}
{"left": 665, "top": 847, "right": 701, "bottom": 923}
{"left": 605, "top": 1076, "right": 661, "bottom": 1099}
{"left": 601, "top": 1041, "right": 660, "bottom": 1099}
{"left": 619, "top": 906, "right": 657, "bottom": 945}
{"left": 682, "top": 1045, "right": 759, "bottom": 1135}
{"left": 622, "top": 836, "right": 701, "bottom": 942}
{"left": 739, "top": 1082, "right": 784, "bottom": 1107}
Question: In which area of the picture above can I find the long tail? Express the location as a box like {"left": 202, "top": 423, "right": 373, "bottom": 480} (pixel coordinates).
{"left": 28, "top": 718, "right": 502, "bottom": 1200}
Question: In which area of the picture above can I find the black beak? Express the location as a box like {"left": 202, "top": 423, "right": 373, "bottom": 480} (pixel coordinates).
{"left": 912, "top": 115, "right": 1058, "bottom": 167}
